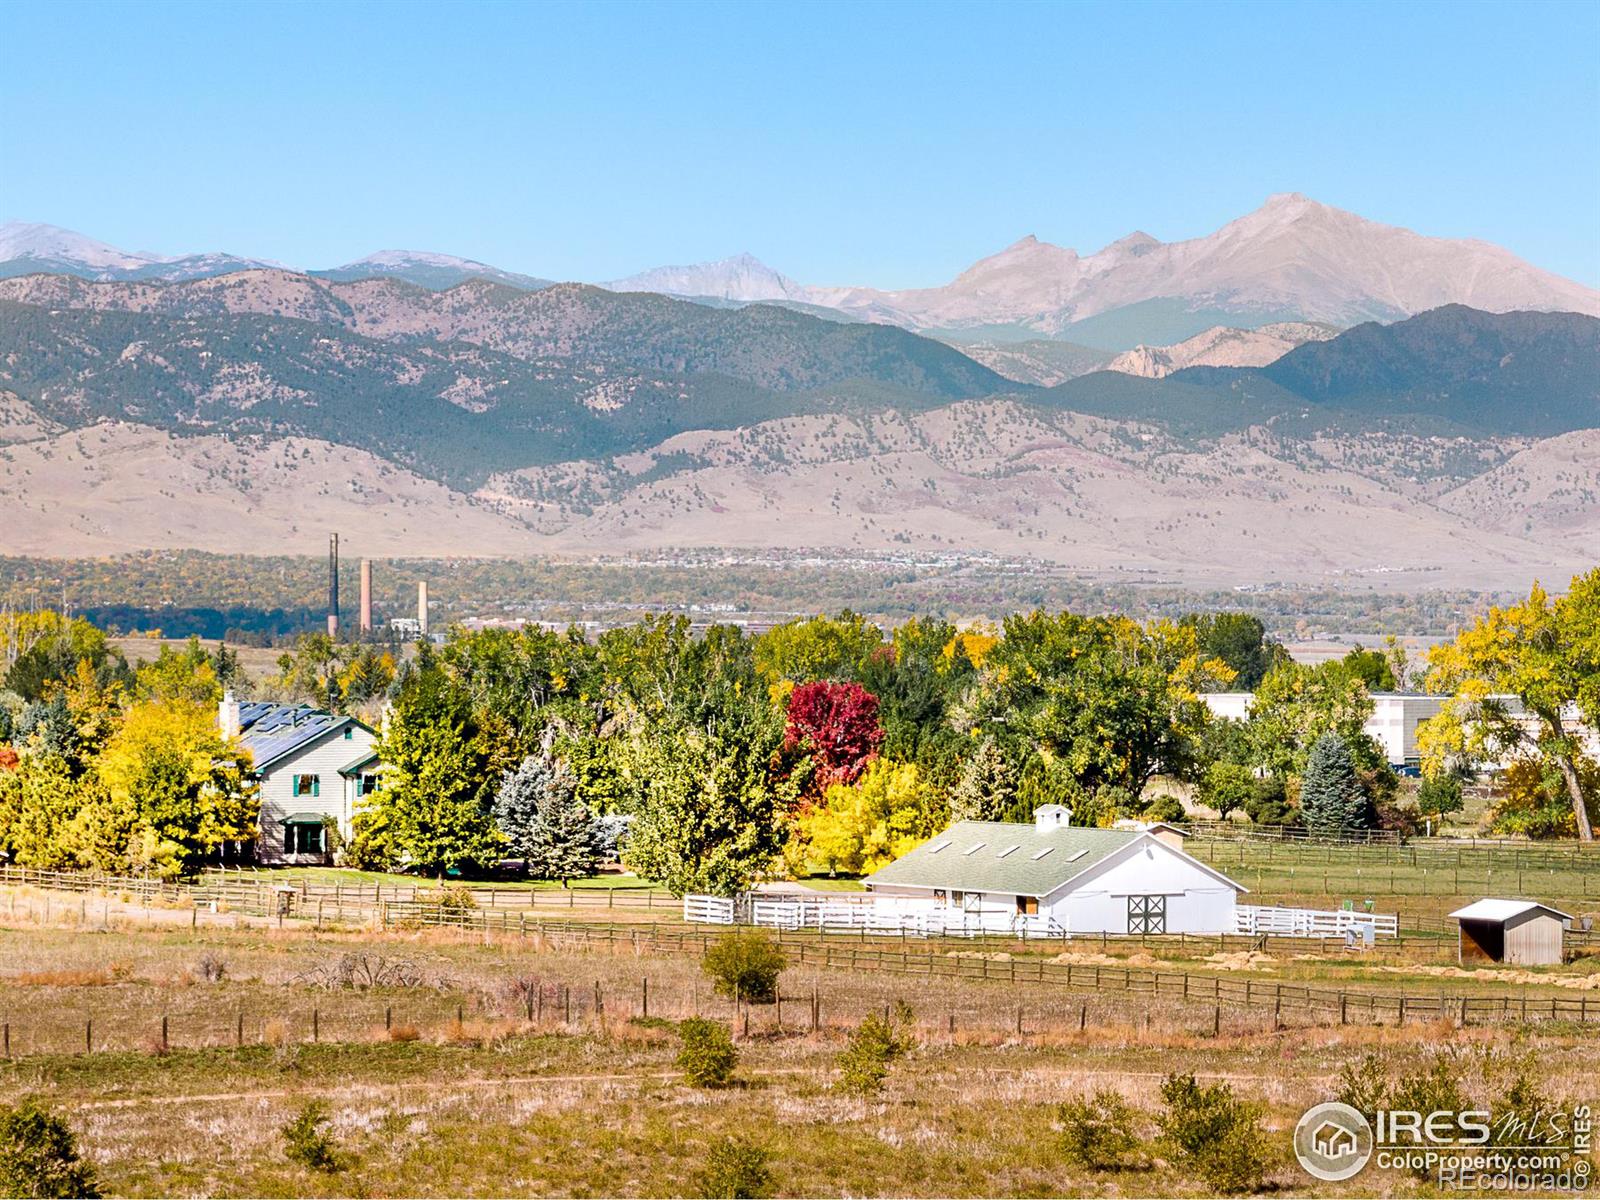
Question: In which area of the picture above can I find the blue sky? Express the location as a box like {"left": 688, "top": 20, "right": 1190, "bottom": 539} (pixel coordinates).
{"left": 3, "top": 0, "right": 1597, "bottom": 287}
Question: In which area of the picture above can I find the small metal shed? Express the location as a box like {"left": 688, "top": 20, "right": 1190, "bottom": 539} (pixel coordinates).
{"left": 1449, "top": 899, "right": 1570, "bottom": 966}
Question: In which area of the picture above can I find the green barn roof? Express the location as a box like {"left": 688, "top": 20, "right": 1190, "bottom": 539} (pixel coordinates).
{"left": 864, "top": 821, "right": 1145, "bottom": 898}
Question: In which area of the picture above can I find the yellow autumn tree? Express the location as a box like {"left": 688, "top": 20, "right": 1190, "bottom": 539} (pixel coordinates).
{"left": 97, "top": 700, "right": 259, "bottom": 878}
{"left": 796, "top": 760, "right": 943, "bottom": 876}
{"left": 1421, "top": 571, "right": 1600, "bottom": 841}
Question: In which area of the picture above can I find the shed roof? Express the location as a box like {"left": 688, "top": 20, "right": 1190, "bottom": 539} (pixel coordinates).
{"left": 863, "top": 822, "right": 1143, "bottom": 898}
{"left": 236, "top": 702, "right": 374, "bottom": 774}
{"left": 1449, "top": 899, "right": 1572, "bottom": 923}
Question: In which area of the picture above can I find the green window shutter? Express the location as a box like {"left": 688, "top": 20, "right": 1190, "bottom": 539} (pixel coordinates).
{"left": 312, "top": 776, "right": 320, "bottom": 797}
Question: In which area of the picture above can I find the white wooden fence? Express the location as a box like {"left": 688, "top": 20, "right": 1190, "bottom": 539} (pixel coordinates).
{"left": 685, "top": 893, "right": 1061, "bottom": 939}
{"left": 1234, "top": 904, "right": 1398, "bottom": 938}
{"left": 685, "top": 894, "right": 1397, "bottom": 941}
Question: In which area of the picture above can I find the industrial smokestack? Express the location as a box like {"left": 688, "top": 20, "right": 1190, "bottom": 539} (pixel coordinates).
{"left": 359, "top": 559, "right": 372, "bottom": 634}
{"left": 327, "top": 533, "right": 340, "bottom": 638}
{"left": 417, "top": 580, "right": 429, "bottom": 637}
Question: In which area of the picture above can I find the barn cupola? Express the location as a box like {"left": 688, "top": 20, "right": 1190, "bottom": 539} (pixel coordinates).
{"left": 1034, "top": 804, "right": 1072, "bottom": 832}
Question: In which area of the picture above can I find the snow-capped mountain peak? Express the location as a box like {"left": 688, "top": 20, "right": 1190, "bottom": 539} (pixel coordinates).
{"left": 604, "top": 253, "right": 808, "bottom": 302}
{"left": 0, "top": 220, "right": 161, "bottom": 272}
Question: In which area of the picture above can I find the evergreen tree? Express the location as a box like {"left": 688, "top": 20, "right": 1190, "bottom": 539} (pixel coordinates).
{"left": 948, "top": 736, "right": 1014, "bottom": 822}
{"left": 1300, "top": 732, "right": 1365, "bottom": 836}
{"left": 493, "top": 752, "right": 599, "bottom": 881}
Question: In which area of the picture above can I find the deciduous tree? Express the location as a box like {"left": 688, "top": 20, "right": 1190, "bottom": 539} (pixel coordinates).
{"left": 1421, "top": 576, "right": 1600, "bottom": 841}
{"left": 797, "top": 759, "right": 942, "bottom": 875}
{"left": 783, "top": 680, "right": 883, "bottom": 792}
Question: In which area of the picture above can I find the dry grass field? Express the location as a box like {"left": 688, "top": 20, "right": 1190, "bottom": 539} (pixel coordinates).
{"left": 3, "top": 901, "right": 1599, "bottom": 1197}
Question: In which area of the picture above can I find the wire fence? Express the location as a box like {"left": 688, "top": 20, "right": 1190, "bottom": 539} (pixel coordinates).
{"left": 368, "top": 906, "right": 1600, "bottom": 1028}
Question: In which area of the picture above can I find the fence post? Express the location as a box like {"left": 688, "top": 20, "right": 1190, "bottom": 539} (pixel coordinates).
{"left": 1080, "top": 1003, "right": 1087, "bottom": 1032}
{"left": 642, "top": 977, "right": 649, "bottom": 1019}
{"left": 161, "top": 1015, "right": 168, "bottom": 1052}
{"left": 3, "top": 1023, "right": 8, "bottom": 1057}
{"left": 313, "top": 1008, "right": 319, "bottom": 1042}
{"left": 1212, "top": 1005, "right": 1220, "bottom": 1037}
{"left": 237, "top": 1010, "right": 244, "bottom": 1046}
{"left": 85, "top": 1020, "right": 92, "bottom": 1054}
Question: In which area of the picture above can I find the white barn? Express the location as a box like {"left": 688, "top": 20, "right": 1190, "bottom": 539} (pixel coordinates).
{"left": 220, "top": 693, "right": 382, "bottom": 865}
{"left": 863, "top": 806, "right": 1245, "bottom": 935}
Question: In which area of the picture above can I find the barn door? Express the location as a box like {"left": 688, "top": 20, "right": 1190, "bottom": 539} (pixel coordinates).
{"left": 1127, "top": 895, "right": 1166, "bottom": 935}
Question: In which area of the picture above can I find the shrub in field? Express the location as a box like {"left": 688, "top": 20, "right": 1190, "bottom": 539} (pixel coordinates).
{"left": 1157, "top": 1073, "right": 1267, "bottom": 1194}
{"left": 1389, "top": 1054, "right": 1470, "bottom": 1123}
{"left": 281, "top": 1100, "right": 340, "bottom": 1173}
{"left": 1058, "top": 1089, "right": 1145, "bottom": 1170}
{"left": 835, "top": 1011, "right": 910, "bottom": 1097}
{"left": 676, "top": 1018, "right": 738, "bottom": 1088}
{"left": 0, "top": 1100, "right": 99, "bottom": 1199}
{"left": 1335, "top": 1053, "right": 1390, "bottom": 1123}
{"left": 194, "top": 952, "right": 227, "bottom": 983}
{"left": 1491, "top": 1071, "right": 1562, "bottom": 1148}
{"left": 1388, "top": 1054, "right": 1470, "bottom": 1176}
{"left": 418, "top": 884, "right": 477, "bottom": 911}
{"left": 1140, "top": 794, "right": 1187, "bottom": 824}
{"left": 701, "top": 929, "right": 786, "bottom": 1003}
{"left": 692, "top": 1135, "right": 772, "bottom": 1199}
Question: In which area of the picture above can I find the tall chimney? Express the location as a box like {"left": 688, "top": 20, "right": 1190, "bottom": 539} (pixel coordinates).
{"left": 417, "top": 580, "right": 429, "bottom": 637}
{"left": 218, "top": 690, "right": 241, "bottom": 740}
{"left": 327, "top": 533, "right": 340, "bottom": 638}
{"left": 359, "top": 559, "right": 372, "bottom": 634}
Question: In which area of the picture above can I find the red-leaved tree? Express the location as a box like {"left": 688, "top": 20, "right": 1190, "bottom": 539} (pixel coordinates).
{"left": 784, "top": 681, "right": 884, "bottom": 793}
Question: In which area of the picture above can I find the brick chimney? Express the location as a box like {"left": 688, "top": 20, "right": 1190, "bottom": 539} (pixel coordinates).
{"left": 218, "top": 690, "right": 241, "bottom": 740}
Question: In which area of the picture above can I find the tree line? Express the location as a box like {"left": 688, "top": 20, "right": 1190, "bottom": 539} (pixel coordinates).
{"left": 0, "top": 568, "right": 1595, "bottom": 884}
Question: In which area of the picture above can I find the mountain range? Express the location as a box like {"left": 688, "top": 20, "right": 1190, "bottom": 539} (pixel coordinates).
{"left": 0, "top": 200, "right": 1596, "bottom": 589}
{"left": 7, "top": 194, "right": 1596, "bottom": 349}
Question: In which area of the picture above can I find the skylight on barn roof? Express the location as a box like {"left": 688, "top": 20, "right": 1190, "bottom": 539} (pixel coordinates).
{"left": 927, "top": 839, "right": 952, "bottom": 854}
{"left": 962, "top": 842, "right": 987, "bottom": 856}
{"left": 997, "top": 844, "right": 1020, "bottom": 858}
{"left": 1065, "top": 848, "right": 1090, "bottom": 862}
{"left": 1031, "top": 846, "right": 1055, "bottom": 860}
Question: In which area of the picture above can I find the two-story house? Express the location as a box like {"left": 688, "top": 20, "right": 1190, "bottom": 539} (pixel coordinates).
{"left": 219, "top": 692, "right": 382, "bottom": 864}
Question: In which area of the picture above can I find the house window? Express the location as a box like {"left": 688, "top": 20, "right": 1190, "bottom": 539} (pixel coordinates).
{"left": 283, "top": 822, "right": 325, "bottom": 856}
{"left": 293, "top": 774, "right": 320, "bottom": 797}
{"left": 1016, "top": 896, "right": 1039, "bottom": 915}
{"left": 1127, "top": 895, "right": 1166, "bottom": 935}
{"left": 343, "top": 728, "right": 354, "bottom": 740}
{"left": 359, "top": 773, "right": 379, "bottom": 796}
{"left": 949, "top": 890, "right": 964, "bottom": 908}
